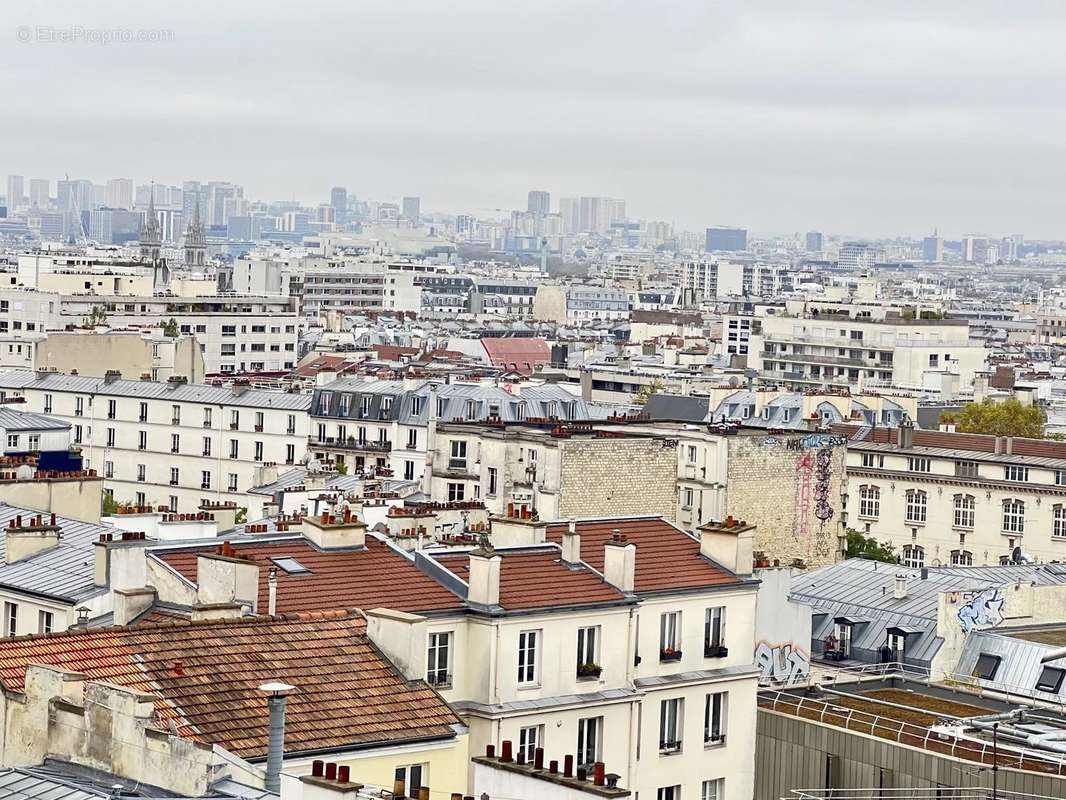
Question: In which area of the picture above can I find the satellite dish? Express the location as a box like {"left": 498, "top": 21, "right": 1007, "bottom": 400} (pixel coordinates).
{"left": 1012, "top": 546, "right": 1034, "bottom": 564}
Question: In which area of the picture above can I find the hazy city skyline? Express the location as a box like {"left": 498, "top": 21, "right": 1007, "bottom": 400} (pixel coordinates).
{"left": 5, "top": 0, "right": 1065, "bottom": 238}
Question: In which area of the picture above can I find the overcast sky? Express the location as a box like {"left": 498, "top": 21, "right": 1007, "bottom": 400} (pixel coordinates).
{"left": 5, "top": 0, "right": 1066, "bottom": 239}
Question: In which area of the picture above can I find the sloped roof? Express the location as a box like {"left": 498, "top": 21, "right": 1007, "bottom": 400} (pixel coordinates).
{"left": 479, "top": 338, "right": 551, "bottom": 376}
{"left": 545, "top": 516, "right": 744, "bottom": 595}
{"left": 153, "top": 536, "right": 465, "bottom": 614}
{"left": 0, "top": 408, "right": 71, "bottom": 432}
{"left": 431, "top": 546, "right": 629, "bottom": 610}
{"left": 0, "top": 610, "right": 460, "bottom": 759}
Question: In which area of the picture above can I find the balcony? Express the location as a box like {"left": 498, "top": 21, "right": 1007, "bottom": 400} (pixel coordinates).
{"left": 203, "top": 420, "right": 212, "bottom": 428}
{"left": 761, "top": 350, "right": 865, "bottom": 369}
{"left": 200, "top": 482, "right": 211, "bottom": 489}
{"left": 171, "top": 417, "right": 181, "bottom": 426}
{"left": 704, "top": 644, "right": 729, "bottom": 658}
{"left": 659, "top": 648, "right": 682, "bottom": 663}
{"left": 254, "top": 425, "right": 264, "bottom": 432}
{"left": 426, "top": 672, "right": 452, "bottom": 690}
{"left": 448, "top": 458, "right": 468, "bottom": 470}
{"left": 576, "top": 663, "right": 602, "bottom": 681}
{"left": 229, "top": 422, "right": 239, "bottom": 430}
{"left": 312, "top": 436, "right": 392, "bottom": 453}
{"left": 704, "top": 732, "right": 726, "bottom": 747}
{"left": 658, "top": 739, "right": 682, "bottom": 755}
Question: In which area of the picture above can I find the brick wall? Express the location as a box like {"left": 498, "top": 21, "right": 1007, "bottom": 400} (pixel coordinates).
{"left": 558, "top": 437, "right": 677, "bottom": 519}
{"left": 725, "top": 433, "right": 847, "bottom": 567}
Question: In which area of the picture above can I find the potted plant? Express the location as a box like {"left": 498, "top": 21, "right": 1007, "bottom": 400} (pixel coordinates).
{"left": 659, "top": 647, "right": 683, "bottom": 662}
{"left": 576, "top": 662, "right": 602, "bottom": 679}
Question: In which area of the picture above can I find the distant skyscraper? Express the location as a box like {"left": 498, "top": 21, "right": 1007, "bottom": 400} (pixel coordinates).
{"left": 922, "top": 232, "right": 944, "bottom": 262}
{"left": 805, "top": 231, "right": 824, "bottom": 252}
{"left": 837, "top": 242, "right": 880, "bottom": 271}
{"left": 330, "top": 187, "right": 347, "bottom": 223}
{"left": 6, "top": 176, "right": 24, "bottom": 211}
{"left": 28, "top": 179, "right": 49, "bottom": 209}
{"left": 105, "top": 178, "right": 133, "bottom": 209}
{"left": 527, "top": 190, "right": 550, "bottom": 215}
{"left": 57, "top": 179, "right": 93, "bottom": 214}
{"left": 456, "top": 214, "right": 475, "bottom": 234}
{"left": 559, "top": 197, "right": 579, "bottom": 234}
{"left": 705, "top": 226, "right": 747, "bottom": 252}
{"left": 182, "top": 182, "right": 207, "bottom": 225}
{"left": 402, "top": 196, "right": 421, "bottom": 222}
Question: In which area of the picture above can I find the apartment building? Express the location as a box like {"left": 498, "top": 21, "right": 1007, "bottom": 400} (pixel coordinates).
{"left": 301, "top": 265, "right": 420, "bottom": 317}
{"left": 533, "top": 285, "right": 629, "bottom": 323}
{"left": 843, "top": 422, "right": 1066, "bottom": 566}
{"left": 0, "top": 369, "right": 310, "bottom": 515}
{"left": 681, "top": 260, "right": 794, "bottom": 303}
{"left": 733, "top": 301, "right": 985, "bottom": 390}
{"left": 469, "top": 278, "right": 538, "bottom": 317}
{"left": 105, "top": 510, "right": 759, "bottom": 799}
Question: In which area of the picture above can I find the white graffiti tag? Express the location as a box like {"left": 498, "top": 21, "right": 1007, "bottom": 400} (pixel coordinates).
{"left": 754, "top": 641, "right": 811, "bottom": 685}
{"left": 957, "top": 587, "right": 1005, "bottom": 632}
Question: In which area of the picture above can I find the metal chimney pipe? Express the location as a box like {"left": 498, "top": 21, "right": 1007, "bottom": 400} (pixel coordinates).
{"left": 268, "top": 567, "right": 278, "bottom": 616}
{"left": 258, "top": 682, "right": 294, "bottom": 793}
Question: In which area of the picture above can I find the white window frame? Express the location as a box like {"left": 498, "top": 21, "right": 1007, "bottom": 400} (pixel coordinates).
{"left": 659, "top": 697, "right": 683, "bottom": 753}
{"left": 518, "top": 630, "right": 539, "bottom": 685}
{"left": 704, "top": 691, "right": 727, "bottom": 745}
{"left": 1054, "top": 505, "right": 1066, "bottom": 539}
{"left": 905, "top": 490, "right": 927, "bottom": 523}
{"left": 858, "top": 485, "right": 880, "bottom": 519}
{"left": 953, "top": 494, "right": 975, "bottom": 529}
{"left": 427, "top": 631, "right": 451, "bottom": 688}
{"left": 1002, "top": 499, "right": 1025, "bottom": 534}
{"left": 577, "top": 716, "right": 602, "bottom": 769}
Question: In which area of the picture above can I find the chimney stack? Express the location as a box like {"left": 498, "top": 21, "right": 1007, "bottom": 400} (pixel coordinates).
{"left": 268, "top": 567, "right": 278, "bottom": 615}
{"left": 5, "top": 515, "right": 61, "bottom": 563}
{"left": 196, "top": 547, "right": 259, "bottom": 611}
{"left": 561, "top": 518, "right": 581, "bottom": 565}
{"left": 698, "top": 517, "right": 756, "bottom": 576}
{"left": 467, "top": 538, "right": 501, "bottom": 607}
{"left": 897, "top": 419, "right": 914, "bottom": 449}
{"left": 602, "top": 529, "right": 636, "bottom": 592}
{"left": 259, "top": 682, "right": 294, "bottom": 794}
{"left": 894, "top": 574, "right": 908, "bottom": 600}
{"left": 301, "top": 508, "right": 366, "bottom": 550}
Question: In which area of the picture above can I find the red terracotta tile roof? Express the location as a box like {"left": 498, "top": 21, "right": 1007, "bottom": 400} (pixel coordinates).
{"left": 291, "top": 355, "right": 362, "bottom": 377}
{"left": 432, "top": 547, "right": 627, "bottom": 609}
{"left": 545, "top": 517, "right": 742, "bottom": 594}
{"left": 0, "top": 611, "right": 460, "bottom": 758}
{"left": 836, "top": 423, "right": 1066, "bottom": 459}
{"left": 154, "top": 537, "right": 464, "bottom": 614}
{"left": 373, "top": 345, "right": 419, "bottom": 361}
{"left": 480, "top": 338, "right": 551, "bottom": 376}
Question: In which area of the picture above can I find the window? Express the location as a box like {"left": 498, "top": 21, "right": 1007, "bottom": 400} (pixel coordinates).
{"left": 1036, "top": 666, "right": 1066, "bottom": 694}
{"left": 107, "top": 399, "right": 116, "bottom": 419}
{"left": 950, "top": 550, "right": 973, "bottom": 566}
{"left": 660, "top": 611, "right": 681, "bottom": 660}
{"left": 5, "top": 434, "right": 16, "bottom": 449}
{"left": 427, "top": 631, "right": 451, "bottom": 688}
{"left": 104, "top": 460, "right": 114, "bottom": 478}
{"left": 172, "top": 404, "right": 181, "bottom": 424}
{"left": 705, "top": 607, "right": 726, "bottom": 653}
{"left": 38, "top": 610, "right": 53, "bottom": 634}
{"left": 228, "top": 473, "right": 238, "bottom": 492}
{"left": 704, "top": 691, "right": 727, "bottom": 744}
{"left": 170, "top": 467, "right": 179, "bottom": 486}
{"left": 577, "top": 626, "right": 599, "bottom": 676}
{"left": 171, "top": 433, "right": 180, "bottom": 454}
{"left": 254, "top": 441, "right": 264, "bottom": 461}
{"left": 393, "top": 765, "right": 425, "bottom": 799}
{"left": 404, "top": 460, "right": 415, "bottom": 481}
{"left": 902, "top": 544, "right": 925, "bottom": 568}
{"left": 447, "top": 482, "right": 465, "bottom": 502}
{"left": 702, "top": 778, "right": 725, "bottom": 800}
{"left": 886, "top": 630, "right": 907, "bottom": 661}
{"left": 1004, "top": 465, "right": 1029, "bottom": 482}
{"left": 953, "top": 494, "right": 975, "bottom": 529}
{"left": 487, "top": 467, "right": 498, "bottom": 496}
{"left": 577, "top": 716, "right": 602, "bottom": 769}
{"left": 908, "top": 457, "right": 930, "bottom": 473}
{"left": 687, "top": 445, "right": 697, "bottom": 464}
{"left": 229, "top": 439, "right": 239, "bottom": 459}
{"left": 75, "top": 396, "right": 84, "bottom": 416}
{"left": 201, "top": 470, "right": 211, "bottom": 489}
{"left": 136, "top": 464, "right": 146, "bottom": 482}
{"left": 27, "top": 434, "right": 39, "bottom": 451}
{"left": 1055, "top": 505, "right": 1066, "bottom": 539}
{"left": 203, "top": 407, "right": 212, "bottom": 427}
{"left": 3, "top": 602, "right": 16, "bottom": 636}
{"left": 659, "top": 697, "right": 683, "bottom": 753}
{"left": 406, "top": 428, "right": 417, "bottom": 449}
{"left": 955, "top": 460, "right": 979, "bottom": 478}
{"left": 518, "top": 725, "right": 542, "bottom": 764}
{"left": 518, "top": 630, "right": 539, "bottom": 684}
{"left": 861, "top": 452, "right": 884, "bottom": 469}
{"left": 230, "top": 410, "right": 239, "bottom": 430}
{"left": 1057, "top": 470, "right": 1066, "bottom": 487}
{"left": 1002, "top": 499, "right": 1025, "bottom": 534}
{"left": 138, "top": 431, "right": 147, "bottom": 450}
{"left": 285, "top": 444, "right": 295, "bottom": 464}
{"left": 169, "top": 496, "right": 178, "bottom": 513}
{"left": 683, "top": 487, "right": 694, "bottom": 508}
{"left": 287, "top": 414, "right": 296, "bottom": 435}
{"left": 973, "top": 653, "right": 1001, "bottom": 680}
{"left": 657, "top": 788, "right": 681, "bottom": 800}
{"left": 905, "top": 490, "right": 927, "bottom": 523}
{"left": 74, "top": 425, "right": 82, "bottom": 444}
{"left": 858, "top": 485, "right": 880, "bottom": 518}
{"left": 449, "top": 439, "right": 467, "bottom": 467}
{"left": 139, "top": 402, "right": 148, "bottom": 422}
{"left": 106, "top": 428, "right": 115, "bottom": 447}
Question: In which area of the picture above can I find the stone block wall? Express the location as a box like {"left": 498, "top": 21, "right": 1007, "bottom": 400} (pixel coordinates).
{"left": 558, "top": 437, "right": 677, "bottom": 519}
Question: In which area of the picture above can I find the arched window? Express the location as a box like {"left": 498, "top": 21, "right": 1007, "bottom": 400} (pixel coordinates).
{"left": 950, "top": 550, "right": 973, "bottom": 566}
{"left": 1054, "top": 505, "right": 1066, "bottom": 540}
{"left": 902, "top": 544, "right": 925, "bottom": 568}
{"left": 953, "top": 494, "right": 975, "bottom": 529}
{"left": 905, "top": 490, "right": 927, "bottom": 524}
{"left": 1002, "top": 499, "right": 1025, "bottom": 534}
{"left": 858, "top": 485, "right": 880, "bottom": 519}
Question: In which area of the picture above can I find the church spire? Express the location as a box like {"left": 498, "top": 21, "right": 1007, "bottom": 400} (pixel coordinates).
{"left": 183, "top": 191, "right": 207, "bottom": 268}
{"left": 140, "top": 181, "right": 162, "bottom": 264}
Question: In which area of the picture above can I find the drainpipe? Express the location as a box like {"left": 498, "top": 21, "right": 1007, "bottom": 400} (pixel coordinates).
{"left": 258, "top": 682, "right": 295, "bottom": 793}
{"left": 267, "top": 567, "right": 278, "bottom": 615}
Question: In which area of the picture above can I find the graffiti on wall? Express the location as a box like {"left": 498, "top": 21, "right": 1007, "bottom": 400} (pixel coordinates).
{"left": 795, "top": 451, "right": 813, "bottom": 542}
{"left": 763, "top": 433, "right": 847, "bottom": 450}
{"left": 957, "top": 587, "right": 1006, "bottom": 632}
{"left": 814, "top": 448, "right": 834, "bottom": 526}
{"left": 754, "top": 641, "right": 811, "bottom": 685}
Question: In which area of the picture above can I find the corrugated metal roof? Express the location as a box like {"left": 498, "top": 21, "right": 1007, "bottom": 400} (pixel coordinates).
{"left": 0, "top": 370, "right": 311, "bottom": 412}
{"left": 0, "top": 408, "right": 70, "bottom": 432}
{"left": 0, "top": 504, "right": 112, "bottom": 602}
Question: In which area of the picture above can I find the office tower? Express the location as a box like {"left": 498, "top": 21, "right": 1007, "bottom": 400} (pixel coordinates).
{"left": 28, "top": 179, "right": 49, "bottom": 208}
{"left": 837, "top": 242, "right": 881, "bottom": 270}
{"left": 402, "top": 196, "right": 420, "bottom": 222}
{"left": 330, "top": 187, "right": 347, "bottom": 223}
{"left": 206, "top": 182, "right": 241, "bottom": 226}
{"left": 922, "top": 233, "right": 944, "bottom": 262}
{"left": 182, "top": 182, "right": 207, "bottom": 225}
{"left": 805, "top": 231, "right": 824, "bottom": 252}
{"left": 56, "top": 179, "right": 94, "bottom": 214}
{"left": 6, "top": 176, "right": 25, "bottom": 211}
{"left": 105, "top": 178, "right": 133, "bottom": 209}
{"left": 317, "top": 205, "right": 336, "bottom": 224}
{"left": 456, "top": 214, "right": 475, "bottom": 234}
{"left": 705, "top": 226, "right": 748, "bottom": 252}
{"left": 559, "top": 197, "right": 579, "bottom": 234}
{"left": 527, "top": 190, "right": 550, "bottom": 215}
{"left": 607, "top": 198, "right": 626, "bottom": 225}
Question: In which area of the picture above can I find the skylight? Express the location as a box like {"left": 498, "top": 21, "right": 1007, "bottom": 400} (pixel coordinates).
{"left": 271, "top": 556, "right": 311, "bottom": 575}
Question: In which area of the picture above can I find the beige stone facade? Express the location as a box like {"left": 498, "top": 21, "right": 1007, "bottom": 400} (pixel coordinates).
{"left": 557, "top": 437, "right": 677, "bottom": 519}
{"left": 724, "top": 432, "right": 847, "bottom": 567}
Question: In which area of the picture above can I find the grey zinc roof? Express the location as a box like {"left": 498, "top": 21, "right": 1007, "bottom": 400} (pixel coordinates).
{"left": 0, "top": 504, "right": 111, "bottom": 603}
{"left": 792, "top": 559, "right": 1066, "bottom": 666}
{"left": 644, "top": 394, "right": 710, "bottom": 422}
{"left": 957, "top": 627, "right": 1066, "bottom": 700}
{"left": 0, "top": 370, "right": 311, "bottom": 412}
{"left": 0, "top": 408, "right": 70, "bottom": 432}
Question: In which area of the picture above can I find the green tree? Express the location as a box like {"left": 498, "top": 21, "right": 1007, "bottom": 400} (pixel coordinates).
{"left": 101, "top": 493, "right": 119, "bottom": 515}
{"left": 845, "top": 529, "right": 897, "bottom": 563}
{"left": 86, "top": 305, "right": 108, "bottom": 326}
{"left": 939, "top": 399, "right": 1046, "bottom": 439}
{"left": 162, "top": 317, "right": 180, "bottom": 337}
{"left": 235, "top": 506, "right": 248, "bottom": 525}
{"left": 335, "top": 462, "right": 349, "bottom": 475}
{"left": 634, "top": 379, "right": 665, "bottom": 406}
